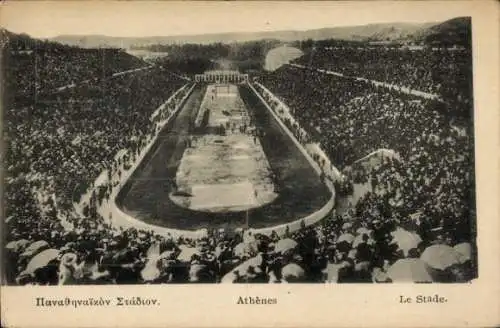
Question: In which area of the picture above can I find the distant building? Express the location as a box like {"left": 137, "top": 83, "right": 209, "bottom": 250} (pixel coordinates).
{"left": 195, "top": 70, "right": 249, "bottom": 83}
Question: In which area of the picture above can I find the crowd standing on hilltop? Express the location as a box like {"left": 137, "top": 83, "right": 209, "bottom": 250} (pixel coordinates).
{"left": 4, "top": 42, "right": 191, "bottom": 283}
{"left": 3, "top": 35, "right": 475, "bottom": 285}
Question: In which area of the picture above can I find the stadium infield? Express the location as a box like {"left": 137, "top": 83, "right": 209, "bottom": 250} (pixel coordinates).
{"left": 117, "top": 83, "right": 331, "bottom": 231}
{"left": 171, "top": 84, "right": 277, "bottom": 213}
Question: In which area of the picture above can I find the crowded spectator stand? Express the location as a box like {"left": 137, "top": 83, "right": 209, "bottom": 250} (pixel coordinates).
{"left": 4, "top": 35, "right": 476, "bottom": 284}
{"left": 76, "top": 84, "right": 202, "bottom": 239}
{"left": 252, "top": 62, "right": 475, "bottom": 283}
{"left": 292, "top": 46, "right": 473, "bottom": 111}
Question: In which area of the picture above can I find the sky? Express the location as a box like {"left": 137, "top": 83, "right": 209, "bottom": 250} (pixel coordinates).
{"left": 0, "top": 1, "right": 474, "bottom": 39}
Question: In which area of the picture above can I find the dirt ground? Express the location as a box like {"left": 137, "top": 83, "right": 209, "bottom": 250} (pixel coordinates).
{"left": 171, "top": 85, "right": 277, "bottom": 212}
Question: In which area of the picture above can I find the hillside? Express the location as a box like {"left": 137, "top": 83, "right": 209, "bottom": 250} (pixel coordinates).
{"left": 414, "top": 17, "right": 471, "bottom": 47}
{"left": 1, "top": 28, "right": 68, "bottom": 50}
{"left": 5, "top": 16, "right": 471, "bottom": 51}
{"left": 50, "top": 21, "right": 438, "bottom": 48}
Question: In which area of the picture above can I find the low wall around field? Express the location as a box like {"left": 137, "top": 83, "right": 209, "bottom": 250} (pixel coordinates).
{"left": 99, "top": 81, "right": 338, "bottom": 239}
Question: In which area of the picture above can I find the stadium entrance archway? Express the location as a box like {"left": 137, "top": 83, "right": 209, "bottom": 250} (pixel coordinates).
{"left": 195, "top": 70, "right": 249, "bottom": 83}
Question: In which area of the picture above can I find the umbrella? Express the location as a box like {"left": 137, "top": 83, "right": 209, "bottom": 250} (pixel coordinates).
{"left": 221, "top": 255, "right": 263, "bottom": 283}
{"left": 352, "top": 234, "right": 375, "bottom": 248}
{"left": 274, "top": 238, "right": 298, "bottom": 254}
{"left": 233, "top": 243, "right": 246, "bottom": 258}
{"left": 22, "top": 249, "right": 60, "bottom": 275}
{"left": 356, "top": 227, "right": 372, "bottom": 236}
{"left": 60, "top": 252, "right": 79, "bottom": 267}
{"left": 390, "top": 228, "right": 422, "bottom": 257}
{"left": 420, "top": 244, "right": 462, "bottom": 270}
{"left": 342, "top": 222, "right": 353, "bottom": 230}
{"left": 5, "top": 239, "right": 30, "bottom": 253}
{"left": 337, "top": 233, "right": 355, "bottom": 244}
{"left": 387, "top": 258, "right": 434, "bottom": 283}
{"left": 177, "top": 245, "right": 201, "bottom": 262}
{"left": 453, "top": 243, "right": 472, "bottom": 264}
{"left": 347, "top": 249, "right": 358, "bottom": 260}
{"left": 21, "top": 240, "right": 50, "bottom": 259}
{"left": 159, "top": 250, "right": 176, "bottom": 261}
{"left": 281, "top": 263, "right": 305, "bottom": 282}
{"left": 233, "top": 241, "right": 259, "bottom": 258}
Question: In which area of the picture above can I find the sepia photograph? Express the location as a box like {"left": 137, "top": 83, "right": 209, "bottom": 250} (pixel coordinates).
{"left": 0, "top": 1, "right": 479, "bottom": 286}
{"left": 0, "top": 1, "right": 499, "bottom": 327}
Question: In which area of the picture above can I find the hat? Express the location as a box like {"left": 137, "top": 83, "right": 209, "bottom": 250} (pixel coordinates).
{"left": 61, "top": 253, "right": 78, "bottom": 266}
